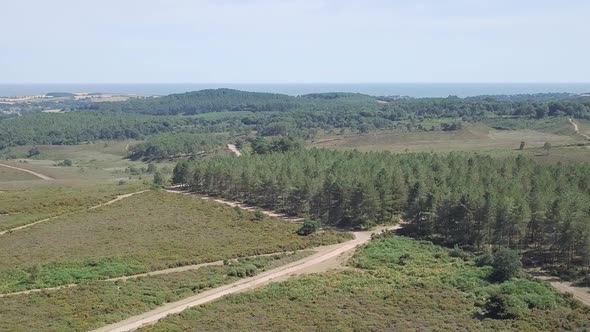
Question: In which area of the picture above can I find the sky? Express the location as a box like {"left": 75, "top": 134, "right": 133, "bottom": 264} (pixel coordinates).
{"left": 1, "top": 0, "right": 589, "bottom": 83}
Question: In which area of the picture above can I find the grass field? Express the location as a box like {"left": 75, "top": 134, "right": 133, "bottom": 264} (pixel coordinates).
{"left": 311, "top": 119, "right": 590, "bottom": 164}
{"left": 0, "top": 191, "right": 351, "bottom": 292}
{"left": 0, "top": 182, "right": 146, "bottom": 231}
{"left": 0, "top": 252, "right": 312, "bottom": 332}
{"left": 312, "top": 122, "right": 579, "bottom": 152}
{"left": 0, "top": 165, "right": 38, "bottom": 181}
{"left": 141, "top": 235, "right": 590, "bottom": 332}
{"left": 0, "top": 140, "right": 177, "bottom": 190}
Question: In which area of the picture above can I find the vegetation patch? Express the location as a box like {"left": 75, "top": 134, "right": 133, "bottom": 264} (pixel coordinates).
{"left": 0, "top": 165, "right": 38, "bottom": 181}
{"left": 0, "top": 191, "right": 350, "bottom": 292}
{"left": 140, "top": 236, "right": 590, "bottom": 332}
{"left": 0, "top": 182, "right": 145, "bottom": 231}
{"left": 0, "top": 252, "right": 311, "bottom": 332}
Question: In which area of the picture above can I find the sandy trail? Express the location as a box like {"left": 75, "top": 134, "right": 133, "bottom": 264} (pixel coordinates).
{"left": 0, "top": 190, "right": 148, "bottom": 236}
{"left": 92, "top": 225, "right": 398, "bottom": 332}
{"left": 569, "top": 118, "right": 590, "bottom": 140}
{"left": 165, "top": 189, "right": 303, "bottom": 222}
{"left": 227, "top": 144, "right": 242, "bottom": 156}
{"left": 530, "top": 269, "right": 590, "bottom": 306}
{"left": 0, "top": 162, "right": 53, "bottom": 180}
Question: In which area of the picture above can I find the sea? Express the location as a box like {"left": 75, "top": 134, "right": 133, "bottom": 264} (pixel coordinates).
{"left": 1, "top": 83, "right": 589, "bottom": 98}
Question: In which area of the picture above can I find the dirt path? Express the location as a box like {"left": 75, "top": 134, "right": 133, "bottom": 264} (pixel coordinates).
{"left": 0, "top": 251, "right": 306, "bottom": 298}
{"left": 0, "top": 190, "right": 148, "bottom": 236}
{"left": 227, "top": 144, "right": 242, "bottom": 157}
{"left": 0, "top": 162, "right": 53, "bottom": 180}
{"left": 165, "top": 189, "right": 303, "bottom": 222}
{"left": 92, "top": 225, "right": 398, "bottom": 332}
{"left": 569, "top": 118, "right": 590, "bottom": 140}
{"left": 530, "top": 269, "right": 590, "bottom": 306}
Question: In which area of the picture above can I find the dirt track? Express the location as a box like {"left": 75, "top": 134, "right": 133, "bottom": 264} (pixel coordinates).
{"left": 0, "top": 251, "right": 309, "bottom": 298}
{"left": 92, "top": 225, "right": 397, "bottom": 332}
{"left": 165, "top": 189, "right": 303, "bottom": 222}
{"left": 569, "top": 118, "right": 590, "bottom": 140}
{"left": 0, "top": 190, "right": 148, "bottom": 236}
{"left": 227, "top": 144, "right": 242, "bottom": 156}
{"left": 0, "top": 162, "right": 53, "bottom": 180}
{"left": 531, "top": 269, "right": 590, "bottom": 306}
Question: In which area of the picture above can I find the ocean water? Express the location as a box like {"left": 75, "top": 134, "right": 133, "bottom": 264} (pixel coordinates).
{"left": 1, "top": 83, "right": 589, "bottom": 98}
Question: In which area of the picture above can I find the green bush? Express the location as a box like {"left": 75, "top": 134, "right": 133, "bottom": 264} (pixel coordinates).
{"left": 297, "top": 220, "right": 320, "bottom": 236}
{"left": 475, "top": 252, "right": 494, "bottom": 267}
{"left": 485, "top": 293, "right": 528, "bottom": 319}
{"left": 484, "top": 279, "right": 561, "bottom": 318}
{"left": 490, "top": 248, "right": 522, "bottom": 282}
{"left": 449, "top": 244, "right": 471, "bottom": 260}
{"left": 253, "top": 209, "right": 265, "bottom": 221}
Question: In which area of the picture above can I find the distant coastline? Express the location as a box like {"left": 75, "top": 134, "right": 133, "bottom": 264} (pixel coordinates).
{"left": 1, "top": 83, "right": 589, "bottom": 98}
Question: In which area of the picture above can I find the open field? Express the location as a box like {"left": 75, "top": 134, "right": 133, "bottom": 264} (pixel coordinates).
{"left": 0, "top": 182, "right": 146, "bottom": 231}
{"left": 0, "top": 164, "right": 38, "bottom": 181}
{"left": 142, "top": 235, "right": 590, "bottom": 332}
{"left": 311, "top": 122, "right": 581, "bottom": 153}
{"left": 0, "top": 140, "right": 145, "bottom": 169}
{"left": 0, "top": 191, "right": 351, "bottom": 293}
{"left": 310, "top": 120, "right": 590, "bottom": 164}
{"left": 0, "top": 252, "right": 310, "bottom": 332}
{"left": 0, "top": 141, "right": 175, "bottom": 190}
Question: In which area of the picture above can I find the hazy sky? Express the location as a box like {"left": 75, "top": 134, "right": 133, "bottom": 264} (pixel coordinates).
{"left": 2, "top": 0, "right": 589, "bottom": 83}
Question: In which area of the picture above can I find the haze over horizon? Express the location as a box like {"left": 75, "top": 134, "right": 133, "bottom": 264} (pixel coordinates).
{"left": 2, "top": 0, "right": 589, "bottom": 84}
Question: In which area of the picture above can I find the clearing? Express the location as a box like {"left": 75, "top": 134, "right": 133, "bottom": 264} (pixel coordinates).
{"left": 311, "top": 122, "right": 580, "bottom": 154}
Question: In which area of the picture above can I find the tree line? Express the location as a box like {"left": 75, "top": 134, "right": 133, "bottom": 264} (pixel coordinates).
{"left": 173, "top": 149, "right": 590, "bottom": 269}
{"left": 2, "top": 90, "right": 590, "bottom": 149}
{"left": 94, "top": 88, "right": 590, "bottom": 120}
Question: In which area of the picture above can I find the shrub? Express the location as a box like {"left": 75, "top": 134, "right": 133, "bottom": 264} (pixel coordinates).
{"left": 475, "top": 252, "right": 494, "bottom": 267}
{"left": 484, "top": 279, "right": 560, "bottom": 318}
{"left": 490, "top": 247, "right": 521, "bottom": 282}
{"left": 147, "top": 163, "right": 157, "bottom": 173}
{"left": 153, "top": 171, "right": 165, "bottom": 186}
{"left": 485, "top": 293, "right": 528, "bottom": 319}
{"left": 57, "top": 159, "right": 73, "bottom": 167}
{"left": 27, "top": 147, "right": 40, "bottom": 158}
{"left": 253, "top": 209, "right": 265, "bottom": 221}
{"left": 297, "top": 220, "right": 320, "bottom": 236}
{"left": 449, "top": 244, "right": 471, "bottom": 260}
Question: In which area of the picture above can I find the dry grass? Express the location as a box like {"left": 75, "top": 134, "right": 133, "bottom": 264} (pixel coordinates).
{"left": 311, "top": 123, "right": 580, "bottom": 154}
{"left": 0, "top": 182, "right": 146, "bottom": 231}
{"left": 0, "top": 252, "right": 312, "bottom": 332}
{"left": 0, "top": 166, "right": 38, "bottom": 182}
{"left": 0, "top": 191, "right": 351, "bottom": 292}
{"left": 141, "top": 236, "right": 590, "bottom": 332}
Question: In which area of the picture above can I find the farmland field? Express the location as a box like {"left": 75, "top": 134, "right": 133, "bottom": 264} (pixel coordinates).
{"left": 141, "top": 235, "right": 590, "bottom": 332}
{"left": 0, "top": 191, "right": 351, "bottom": 293}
